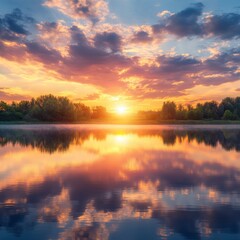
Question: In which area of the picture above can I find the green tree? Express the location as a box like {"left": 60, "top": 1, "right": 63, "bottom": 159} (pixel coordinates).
{"left": 220, "top": 97, "right": 235, "bottom": 112}
{"left": 202, "top": 101, "right": 219, "bottom": 119}
{"left": 31, "top": 95, "right": 75, "bottom": 121}
{"left": 234, "top": 97, "right": 240, "bottom": 119}
{"left": 176, "top": 104, "right": 187, "bottom": 120}
{"left": 222, "top": 110, "right": 235, "bottom": 120}
{"left": 161, "top": 102, "right": 176, "bottom": 120}
{"left": 187, "top": 108, "right": 203, "bottom": 120}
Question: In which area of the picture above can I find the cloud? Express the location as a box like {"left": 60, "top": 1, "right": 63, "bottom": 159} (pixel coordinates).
{"left": 38, "top": 21, "right": 58, "bottom": 32}
{"left": 131, "top": 31, "right": 153, "bottom": 43}
{"left": 94, "top": 32, "right": 122, "bottom": 53}
{"left": 153, "top": 3, "right": 204, "bottom": 37}
{"left": 152, "top": 3, "right": 240, "bottom": 40}
{"left": 0, "top": 89, "right": 30, "bottom": 102}
{"left": 51, "top": 26, "right": 130, "bottom": 91}
{"left": 36, "top": 21, "right": 70, "bottom": 50}
{"left": 43, "top": 0, "right": 109, "bottom": 23}
{"left": 25, "top": 41, "right": 63, "bottom": 64}
{"left": 0, "top": 8, "right": 34, "bottom": 42}
{"left": 0, "top": 8, "right": 239, "bottom": 99}
{"left": 204, "top": 13, "right": 240, "bottom": 39}
{"left": 157, "top": 10, "right": 172, "bottom": 18}
{"left": 123, "top": 48, "right": 240, "bottom": 99}
{"left": 76, "top": 93, "right": 100, "bottom": 101}
{"left": 0, "top": 41, "right": 27, "bottom": 61}
{"left": 66, "top": 26, "right": 128, "bottom": 67}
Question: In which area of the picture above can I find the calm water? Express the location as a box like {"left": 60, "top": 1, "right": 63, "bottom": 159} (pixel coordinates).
{"left": 0, "top": 124, "right": 240, "bottom": 240}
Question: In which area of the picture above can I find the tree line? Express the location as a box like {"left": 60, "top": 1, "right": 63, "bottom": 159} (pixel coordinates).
{"left": 138, "top": 97, "right": 240, "bottom": 121}
{"left": 1, "top": 95, "right": 240, "bottom": 122}
{"left": 0, "top": 94, "right": 107, "bottom": 121}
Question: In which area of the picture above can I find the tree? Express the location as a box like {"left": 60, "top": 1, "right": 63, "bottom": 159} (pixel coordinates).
{"left": 0, "top": 101, "right": 8, "bottom": 112}
{"left": 222, "top": 110, "right": 235, "bottom": 120}
{"left": 0, "top": 101, "right": 23, "bottom": 121}
{"left": 16, "top": 101, "right": 32, "bottom": 115}
{"left": 31, "top": 95, "right": 75, "bottom": 121}
{"left": 161, "top": 102, "right": 176, "bottom": 120}
{"left": 74, "top": 103, "right": 91, "bottom": 120}
{"left": 91, "top": 106, "right": 107, "bottom": 119}
{"left": 187, "top": 109, "right": 203, "bottom": 120}
{"left": 234, "top": 97, "right": 240, "bottom": 119}
{"left": 220, "top": 97, "right": 235, "bottom": 112}
{"left": 202, "top": 101, "right": 219, "bottom": 119}
{"left": 185, "top": 104, "right": 203, "bottom": 120}
{"left": 176, "top": 104, "right": 187, "bottom": 120}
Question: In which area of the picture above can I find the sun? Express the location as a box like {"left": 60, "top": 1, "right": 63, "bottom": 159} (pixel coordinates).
{"left": 116, "top": 105, "right": 127, "bottom": 115}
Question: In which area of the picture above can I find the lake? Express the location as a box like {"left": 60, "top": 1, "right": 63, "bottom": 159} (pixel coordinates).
{"left": 0, "top": 124, "right": 240, "bottom": 240}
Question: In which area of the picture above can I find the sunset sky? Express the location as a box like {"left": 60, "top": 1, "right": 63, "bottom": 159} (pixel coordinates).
{"left": 0, "top": 0, "right": 240, "bottom": 112}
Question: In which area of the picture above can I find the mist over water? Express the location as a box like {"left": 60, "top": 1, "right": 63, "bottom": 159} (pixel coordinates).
{"left": 0, "top": 124, "right": 240, "bottom": 240}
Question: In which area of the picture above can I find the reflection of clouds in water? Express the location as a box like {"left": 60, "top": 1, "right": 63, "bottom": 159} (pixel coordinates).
{"left": 0, "top": 126, "right": 240, "bottom": 239}
{"left": 38, "top": 188, "right": 71, "bottom": 227}
{"left": 123, "top": 182, "right": 240, "bottom": 209}
{"left": 36, "top": 181, "right": 240, "bottom": 240}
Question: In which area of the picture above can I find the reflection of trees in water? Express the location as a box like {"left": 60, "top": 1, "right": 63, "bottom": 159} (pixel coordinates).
{"left": 1, "top": 128, "right": 240, "bottom": 153}
{"left": 0, "top": 129, "right": 105, "bottom": 153}
{"left": 148, "top": 129, "right": 240, "bottom": 151}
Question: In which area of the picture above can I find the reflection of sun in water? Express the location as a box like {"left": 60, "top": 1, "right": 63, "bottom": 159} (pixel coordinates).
{"left": 115, "top": 135, "right": 127, "bottom": 143}
{"left": 116, "top": 106, "right": 127, "bottom": 115}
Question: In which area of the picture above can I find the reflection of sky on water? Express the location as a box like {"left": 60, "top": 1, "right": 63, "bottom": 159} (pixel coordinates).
{"left": 0, "top": 125, "right": 240, "bottom": 239}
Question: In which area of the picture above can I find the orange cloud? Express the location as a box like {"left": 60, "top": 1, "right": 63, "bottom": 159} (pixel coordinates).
{"left": 43, "top": 0, "right": 109, "bottom": 23}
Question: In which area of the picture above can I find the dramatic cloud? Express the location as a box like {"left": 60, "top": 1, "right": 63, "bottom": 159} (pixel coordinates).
{"left": 43, "top": 0, "right": 109, "bottom": 23}
{"left": 153, "top": 3, "right": 240, "bottom": 40}
{"left": 67, "top": 26, "right": 128, "bottom": 67}
{"left": 153, "top": 3, "right": 204, "bottom": 37}
{"left": 124, "top": 48, "right": 240, "bottom": 98}
{"left": 1, "top": 3, "right": 240, "bottom": 103}
{"left": 0, "top": 8, "right": 34, "bottom": 42}
{"left": 54, "top": 26, "right": 130, "bottom": 90}
{"left": 204, "top": 13, "right": 240, "bottom": 39}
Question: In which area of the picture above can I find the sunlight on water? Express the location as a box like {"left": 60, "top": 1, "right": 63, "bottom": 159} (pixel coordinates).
{"left": 0, "top": 125, "right": 240, "bottom": 240}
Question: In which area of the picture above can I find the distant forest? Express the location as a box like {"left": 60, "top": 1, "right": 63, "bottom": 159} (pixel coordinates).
{"left": 140, "top": 97, "right": 240, "bottom": 121}
{"left": 0, "top": 95, "right": 107, "bottom": 122}
{"left": 1, "top": 94, "right": 240, "bottom": 121}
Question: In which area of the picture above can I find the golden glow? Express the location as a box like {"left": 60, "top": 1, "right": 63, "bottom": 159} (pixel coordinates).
{"left": 1, "top": 127, "right": 240, "bottom": 191}
{"left": 116, "top": 105, "right": 127, "bottom": 115}
{"left": 115, "top": 135, "right": 128, "bottom": 143}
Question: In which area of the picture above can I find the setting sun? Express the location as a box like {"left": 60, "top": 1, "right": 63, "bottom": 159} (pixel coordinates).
{"left": 116, "top": 106, "right": 127, "bottom": 115}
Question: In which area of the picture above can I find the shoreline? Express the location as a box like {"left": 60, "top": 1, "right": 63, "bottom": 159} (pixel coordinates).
{"left": 1, "top": 120, "right": 240, "bottom": 125}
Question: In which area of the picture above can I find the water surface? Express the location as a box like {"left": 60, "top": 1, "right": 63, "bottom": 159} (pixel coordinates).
{"left": 0, "top": 124, "right": 240, "bottom": 240}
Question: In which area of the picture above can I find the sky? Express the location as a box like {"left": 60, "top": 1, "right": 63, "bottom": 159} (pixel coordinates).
{"left": 0, "top": 0, "right": 240, "bottom": 112}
